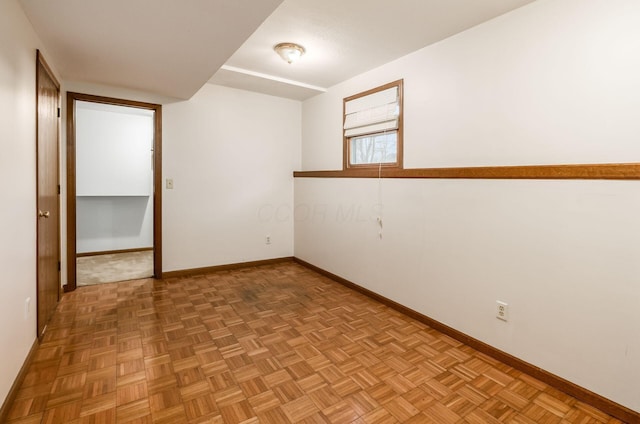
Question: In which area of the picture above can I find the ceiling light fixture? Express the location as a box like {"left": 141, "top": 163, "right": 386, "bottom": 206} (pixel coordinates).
{"left": 274, "top": 42, "right": 305, "bottom": 64}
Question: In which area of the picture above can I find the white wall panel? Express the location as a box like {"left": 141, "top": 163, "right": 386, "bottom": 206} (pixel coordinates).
{"left": 163, "top": 84, "right": 300, "bottom": 271}
{"left": 298, "top": 0, "right": 640, "bottom": 411}
{"left": 0, "top": 0, "right": 59, "bottom": 407}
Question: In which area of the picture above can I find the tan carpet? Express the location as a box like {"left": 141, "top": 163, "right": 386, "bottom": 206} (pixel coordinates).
{"left": 76, "top": 250, "right": 153, "bottom": 286}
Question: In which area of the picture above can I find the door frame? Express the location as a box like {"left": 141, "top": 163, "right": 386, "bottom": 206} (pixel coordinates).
{"left": 36, "top": 50, "right": 61, "bottom": 336}
{"left": 65, "top": 92, "right": 162, "bottom": 292}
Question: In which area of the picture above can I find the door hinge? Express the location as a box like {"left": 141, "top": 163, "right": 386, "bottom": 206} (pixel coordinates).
{"left": 57, "top": 107, "right": 61, "bottom": 118}
{"left": 57, "top": 261, "right": 61, "bottom": 271}
{"left": 58, "top": 184, "right": 60, "bottom": 195}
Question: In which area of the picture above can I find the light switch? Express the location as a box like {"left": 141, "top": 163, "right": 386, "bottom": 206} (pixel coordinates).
{"left": 166, "top": 178, "right": 174, "bottom": 189}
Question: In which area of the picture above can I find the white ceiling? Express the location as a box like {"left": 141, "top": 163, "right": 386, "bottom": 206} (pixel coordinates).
{"left": 210, "top": 0, "right": 538, "bottom": 100}
{"left": 18, "top": 0, "right": 283, "bottom": 99}
{"left": 19, "top": 0, "right": 537, "bottom": 101}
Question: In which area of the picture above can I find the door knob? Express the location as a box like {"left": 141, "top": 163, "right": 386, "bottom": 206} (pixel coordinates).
{"left": 38, "top": 210, "right": 50, "bottom": 218}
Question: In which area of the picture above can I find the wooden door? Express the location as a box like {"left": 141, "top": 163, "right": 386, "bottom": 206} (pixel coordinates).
{"left": 36, "top": 52, "right": 60, "bottom": 338}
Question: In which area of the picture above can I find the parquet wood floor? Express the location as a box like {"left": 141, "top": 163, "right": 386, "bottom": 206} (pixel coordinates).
{"left": 6, "top": 263, "right": 626, "bottom": 423}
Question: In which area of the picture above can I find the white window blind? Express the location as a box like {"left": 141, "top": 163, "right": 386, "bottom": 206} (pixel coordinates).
{"left": 344, "top": 86, "right": 399, "bottom": 137}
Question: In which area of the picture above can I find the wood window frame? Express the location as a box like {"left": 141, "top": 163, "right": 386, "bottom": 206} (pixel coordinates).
{"left": 343, "top": 79, "right": 404, "bottom": 170}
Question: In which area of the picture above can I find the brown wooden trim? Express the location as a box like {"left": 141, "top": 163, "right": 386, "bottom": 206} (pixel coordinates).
{"left": 343, "top": 79, "right": 404, "bottom": 170}
{"left": 0, "top": 338, "right": 39, "bottom": 423}
{"left": 295, "top": 162, "right": 640, "bottom": 180}
{"left": 293, "top": 257, "right": 640, "bottom": 423}
{"left": 66, "top": 92, "right": 162, "bottom": 291}
{"left": 76, "top": 247, "right": 153, "bottom": 257}
{"left": 163, "top": 257, "right": 294, "bottom": 279}
{"left": 153, "top": 106, "right": 163, "bottom": 279}
{"left": 64, "top": 92, "right": 76, "bottom": 293}
{"left": 66, "top": 92, "right": 160, "bottom": 110}
{"left": 397, "top": 81, "right": 404, "bottom": 170}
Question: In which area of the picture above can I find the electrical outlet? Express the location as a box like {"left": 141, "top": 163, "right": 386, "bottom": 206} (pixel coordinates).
{"left": 265, "top": 236, "right": 271, "bottom": 245}
{"left": 166, "top": 178, "right": 174, "bottom": 189}
{"left": 496, "top": 301, "right": 508, "bottom": 321}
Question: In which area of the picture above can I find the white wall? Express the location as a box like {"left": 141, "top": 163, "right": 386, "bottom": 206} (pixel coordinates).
{"left": 76, "top": 196, "right": 153, "bottom": 253}
{"left": 163, "top": 84, "right": 300, "bottom": 271}
{"left": 61, "top": 82, "right": 300, "bottom": 275}
{"left": 0, "top": 0, "right": 59, "bottom": 407}
{"left": 297, "top": 0, "right": 640, "bottom": 412}
{"left": 76, "top": 103, "right": 154, "bottom": 196}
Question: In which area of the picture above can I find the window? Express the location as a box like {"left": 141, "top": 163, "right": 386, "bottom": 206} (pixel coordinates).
{"left": 343, "top": 79, "right": 403, "bottom": 169}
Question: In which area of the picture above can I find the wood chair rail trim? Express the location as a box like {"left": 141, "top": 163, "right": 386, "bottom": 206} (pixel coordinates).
{"left": 294, "top": 162, "right": 640, "bottom": 180}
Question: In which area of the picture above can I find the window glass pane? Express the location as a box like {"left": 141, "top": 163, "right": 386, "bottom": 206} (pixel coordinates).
{"left": 350, "top": 132, "right": 397, "bottom": 165}
{"left": 343, "top": 80, "right": 403, "bottom": 169}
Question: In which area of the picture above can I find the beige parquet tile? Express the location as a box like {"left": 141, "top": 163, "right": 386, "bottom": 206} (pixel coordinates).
{"left": 5, "top": 262, "right": 630, "bottom": 423}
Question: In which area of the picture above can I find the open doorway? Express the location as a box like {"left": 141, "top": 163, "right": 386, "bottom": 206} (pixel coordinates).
{"left": 65, "top": 93, "right": 162, "bottom": 291}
